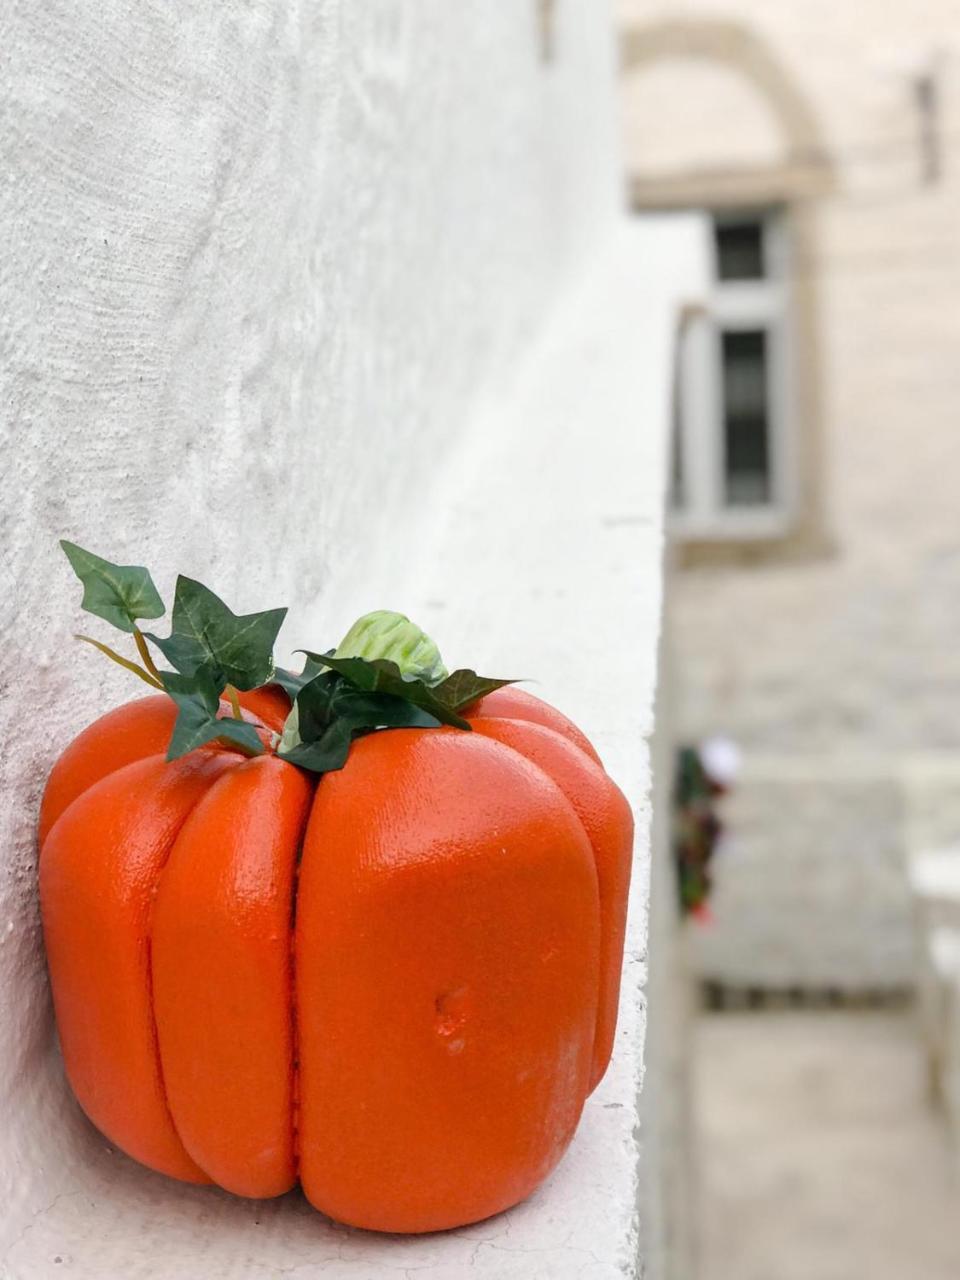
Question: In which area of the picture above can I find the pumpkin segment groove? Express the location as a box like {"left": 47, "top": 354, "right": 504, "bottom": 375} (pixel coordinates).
{"left": 466, "top": 686, "right": 603, "bottom": 767}
{"left": 39, "top": 696, "right": 179, "bottom": 845}
{"left": 151, "top": 755, "right": 313, "bottom": 1198}
{"left": 288, "top": 808, "right": 310, "bottom": 1178}
{"left": 39, "top": 694, "right": 279, "bottom": 846}
{"left": 40, "top": 675, "right": 632, "bottom": 1232}
{"left": 39, "top": 752, "right": 237, "bottom": 1181}
{"left": 466, "top": 717, "right": 634, "bottom": 1089}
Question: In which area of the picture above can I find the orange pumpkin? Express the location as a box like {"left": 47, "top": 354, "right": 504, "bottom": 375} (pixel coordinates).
{"left": 39, "top": 683, "right": 632, "bottom": 1233}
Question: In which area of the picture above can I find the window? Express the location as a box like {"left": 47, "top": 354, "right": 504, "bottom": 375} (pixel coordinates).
{"left": 722, "top": 329, "right": 770, "bottom": 506}
{"left": 671, "top": 209, "right": 791, "bottom": 539}
{"left": 715, "top": 219, "right": 765, "bottom": 281}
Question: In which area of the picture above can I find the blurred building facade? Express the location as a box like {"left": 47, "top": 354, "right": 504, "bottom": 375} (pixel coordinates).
{"left": 620, "top": 0, "right": 960, "bottom": 989}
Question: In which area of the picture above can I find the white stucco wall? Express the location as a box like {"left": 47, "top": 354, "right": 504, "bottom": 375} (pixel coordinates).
{"left": 0, "top": 4, "right": 697, "bottom": 1276}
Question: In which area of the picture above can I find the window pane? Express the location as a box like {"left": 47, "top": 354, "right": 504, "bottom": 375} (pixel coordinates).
{"left": 721, "top": 329, "right": 771, "bottom": 506}
{"left": 670, "top": 340, "right": 685, "bottom": 508}
{"left": 715, "top": 219, "right": 765, "bottom": 281}
{"left": 670, "top": 411, "right": 684, "bottom": 508}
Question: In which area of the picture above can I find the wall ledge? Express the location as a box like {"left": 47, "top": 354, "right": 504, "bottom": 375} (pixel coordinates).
{"left": 4, "top": 216, "right": 705, "bottom": 1280}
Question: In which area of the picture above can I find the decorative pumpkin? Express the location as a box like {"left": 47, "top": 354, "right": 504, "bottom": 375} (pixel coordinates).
{"left": 38, "top": 544, "right": 633, "bottom": 1234}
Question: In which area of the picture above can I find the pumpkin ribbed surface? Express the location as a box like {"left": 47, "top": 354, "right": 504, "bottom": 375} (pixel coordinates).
{"left": 39, "top": 689, "right": 632, "bottom": 1233}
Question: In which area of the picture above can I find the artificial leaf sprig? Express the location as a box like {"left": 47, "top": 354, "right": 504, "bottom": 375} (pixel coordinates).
{"left": 303, "top": 653, "right": 473, "bottom": 729}
{"left": 271, "top": 608, "right": 516, "bottom": 767}
{"left": 60, "top": 541, "right": 280, "bottom": 761}
{"left": 276, "top": 672, "right": 440, "bottom": 774}
{"left": 273, "top": 644, "right": 517, "bottom": 769}
{"left": 162, "top": 668, "right": 265, "bottom": 759}
{"left": 60, "top": 540, "right": 168, "bottom": 690}
{"left": 60, "top": 541, "right": 518, "bottom": 777}
{"left": 60, "top": 541, "right": 165, "bottom": 634}
{"left": 144, "top": 576, "right": 286, "bottom": 692}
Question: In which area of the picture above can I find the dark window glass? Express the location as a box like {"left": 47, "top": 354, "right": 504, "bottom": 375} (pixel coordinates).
{"left": 670, "top": 339, "right": 685, "bottom": 509}
{"left": 715, "top": 219, "right": 765, "bottom": 281}
{"left": 670, "top": 409, "right": 684, "bottom": 509}
{"left": 721, "top": 329, "right": 771, "bottom": 506}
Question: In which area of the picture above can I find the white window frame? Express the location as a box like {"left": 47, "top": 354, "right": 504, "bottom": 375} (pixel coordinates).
{"left": 670, "top": 208, "right": 794, "bottom": 541}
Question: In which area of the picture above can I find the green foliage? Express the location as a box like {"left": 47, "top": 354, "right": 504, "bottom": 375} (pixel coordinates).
{"left": 60, "top": 538, "right": 519, "bottom": 776}
{"left": 275, "top": 654, "right": 519, "bottom": 775}
{"left": 145, "top": 576, "right": 286, "bottom": 692}
{"left": 277, "top": 671, "right": 439, "bottom": 773}
{"left": 60, "top": 541, "right": 164, "bottom": 634}
{"left": 304, "top": 652, "right": 473, "bottom": 729}
{"left": 432, "top": 669, "right": 518, "bottom": 713}
{"left": 270, "top": 654, "right": 328, "bottom": 701}
{"left": 162, "top": 668, "right": 264, "bottom": 761}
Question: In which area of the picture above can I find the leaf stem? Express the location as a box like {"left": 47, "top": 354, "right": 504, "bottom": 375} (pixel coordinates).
{"left": 225, "top": 684, "right": 243, "bottom": 720}
{"left": 75, "top": 635, "right": 165, "bottom": 690}
{"left": 133, "top": 627, "right": 162, "bottom": 681}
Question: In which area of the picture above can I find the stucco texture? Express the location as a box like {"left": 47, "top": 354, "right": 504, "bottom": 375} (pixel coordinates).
{"left": 0, "top": 2, "right": 647, "bottom": 1274}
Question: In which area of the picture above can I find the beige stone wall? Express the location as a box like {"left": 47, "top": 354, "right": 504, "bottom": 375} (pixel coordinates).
{"left": 620, "top": 0, "right": 960, "bottom": 985}
{"left": 622, "top": 0, "right": 960, "bottom": 756}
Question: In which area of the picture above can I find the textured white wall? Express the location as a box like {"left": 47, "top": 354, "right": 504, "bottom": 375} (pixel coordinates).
{"left": 0, "top": 2, "right": 630, "bottom": 1271}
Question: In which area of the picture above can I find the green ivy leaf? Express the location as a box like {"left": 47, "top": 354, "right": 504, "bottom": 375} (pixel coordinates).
{"left": 278, "top": 717, "right": 357, "bottom": 774}
{"left": 302, "top": 652, "right": 474, "bottom": 729}
{"left": 276, "top": 671, "right": 440, "bottom": 774}
{"left": 290, "top": 670, "right": 440, "bottom": 742}
{"left": 300, "top": 652, "right": 520, "bottom": 726}
{"left": 161, "top": 668, "right": 264, "bottom": 761}
{"left": 270, "top": 654, "right": 328, "bottom": 701}
{"left": 433, "top": 669, "right": 519, "bottom": 712}
{"left": 60, "top": 540, "right": 164, "bottom": 634}
{"left": 146, "top": 577, "right": 286, "bottom": 692}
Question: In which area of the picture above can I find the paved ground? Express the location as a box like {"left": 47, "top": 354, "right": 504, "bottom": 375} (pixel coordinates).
{"left": 694, "top": 1009, "right": 960, "bottom": 1280}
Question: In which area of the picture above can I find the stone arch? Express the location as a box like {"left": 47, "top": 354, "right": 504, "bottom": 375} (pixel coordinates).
{"left": 620, "top": 16, "right": 836, "bottom": 206}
